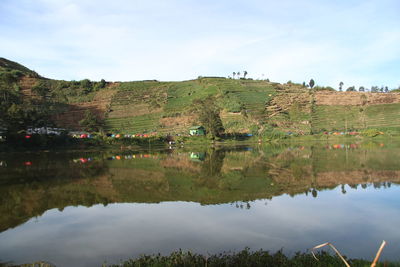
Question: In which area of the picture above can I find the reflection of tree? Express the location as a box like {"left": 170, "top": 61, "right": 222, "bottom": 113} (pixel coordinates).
{"left": 201, "top": 149, "right": 225, "bottom": 177}
{"left": 349, "top": 184, "right": 358, "bottom": 189}
{"left": 194, "top": 149, "right": 226, "bottom": 189}
{"left": 232, "top": 201, "right": 252, "bottom": 210}
{"left": 341, "top": 184, "right": 347, "bottom": 194}
{"left": 312, "top": 189, "right": 318, "bottom": 198}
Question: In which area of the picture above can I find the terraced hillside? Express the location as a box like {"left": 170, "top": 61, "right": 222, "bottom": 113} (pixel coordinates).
{"left": 311, "top": 91, "right": 400, "bottom": 132}
{"left": 103, "top": 77, "right": 277, "bottom": 134}
{"left": 266, "top": 84, "right": 312, "bottom": 134}
{"left": 2, "top": 57, "right": 400, "bottom": 135}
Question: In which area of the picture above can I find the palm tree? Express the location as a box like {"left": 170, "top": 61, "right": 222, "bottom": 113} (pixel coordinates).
{"left": 339, "top": 82, "right": 344, "bottom": 91}
{"left": 232, "top": 72, "right": 236, "bottom": 79}
{"left": 237, "top": 71, "right": 241, "bottom": 79}
{"left": 243, "top": 71, "right": 248, "bottom": 79}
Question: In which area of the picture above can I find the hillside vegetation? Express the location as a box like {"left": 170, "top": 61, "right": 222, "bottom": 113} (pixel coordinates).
{"left": 1, "top": 57, "right": 400, "bottom": 136}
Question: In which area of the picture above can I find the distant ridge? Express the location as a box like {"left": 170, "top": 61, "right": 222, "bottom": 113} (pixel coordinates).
{"left": 0, "top": 57, "right": 39, "bottom": 76}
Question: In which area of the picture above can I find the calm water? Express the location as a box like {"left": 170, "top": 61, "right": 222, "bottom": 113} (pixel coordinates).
{"left": 1, "top": 142, "right": 400, "bottom": 266}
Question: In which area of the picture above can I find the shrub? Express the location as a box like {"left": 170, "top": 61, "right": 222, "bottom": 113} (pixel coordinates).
{"left": 107, "top": 248, "right": 382, "bottom": 267}
{"left": 79, "top": 110, "right": 104, "bottom": 132}
{"left": 361, "top": 129, "right": 382, "bottom": 137}
{"left": 31, "top": 81, "right": 49, "bottom": 97}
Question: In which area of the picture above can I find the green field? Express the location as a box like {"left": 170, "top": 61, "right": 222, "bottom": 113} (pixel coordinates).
{"left": 312, "top": 103, "right": 400, "bottom": 132}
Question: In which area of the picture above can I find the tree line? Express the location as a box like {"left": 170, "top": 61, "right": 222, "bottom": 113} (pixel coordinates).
{"left": 339, "top": 82, "right": 393, "bottom": 93}
{"left": 301, "top": 79, "right": 397, "bottom": 92}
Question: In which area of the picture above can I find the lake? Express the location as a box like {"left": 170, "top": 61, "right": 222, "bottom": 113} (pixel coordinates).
{"left": 1, "top": 142, "right": 400, "bottom": 266}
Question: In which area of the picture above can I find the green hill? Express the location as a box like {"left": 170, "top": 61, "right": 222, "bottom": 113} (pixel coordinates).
{"left": 0, "top": 57, "right": 40, "bottom": 77}
{"left": 1, "top": 58, "right": 400, "bottom": 136}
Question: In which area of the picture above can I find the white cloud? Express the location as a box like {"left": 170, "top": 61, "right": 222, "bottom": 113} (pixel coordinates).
{"left": 0, "top": 0, "right": 398, "bottom": 87}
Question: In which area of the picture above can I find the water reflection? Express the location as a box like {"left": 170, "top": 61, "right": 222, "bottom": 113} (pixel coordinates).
{"left": 1, "top": 142, "right": 400, "bottom": 266}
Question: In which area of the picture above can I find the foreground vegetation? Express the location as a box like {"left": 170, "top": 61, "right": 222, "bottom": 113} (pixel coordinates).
{"left": 1, "top": 250, "right": 396, "bottom": 267}
{"left": 106, "top": 249, "right": 398, "bottom": 267}
{"left": 2, "top": 250, "right": 398, "bottom": 267}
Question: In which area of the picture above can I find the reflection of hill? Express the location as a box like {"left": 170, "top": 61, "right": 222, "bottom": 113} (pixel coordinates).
{"left": 0, "top": 158, "right": 110, "bottom": 233}
{"left": 266, "top": 146, "right": 400, "bottom": 195}
{"left": 1, "top": 145, "right": 400, "bottom": 233}
{"left": 316, "top": 170, "right": 400, "bottom": 186}
{"left": 160, "top": 154, "right": 201, "bottom": 172}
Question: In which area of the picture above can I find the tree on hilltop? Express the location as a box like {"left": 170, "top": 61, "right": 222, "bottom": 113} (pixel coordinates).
{"left": 339, "top": 82, "right": 344, "bottom": 91}
{"left": 243, "top": 71, "right": 248, "bottom": 79}
{"left": 309, "top": 79, "right": 315, "bottom": 89}
{"left": 100, "top": 79, "right": 106, "bottom": 88}
{"left": 80, "top": 79, "right": 92, "bottom": 89}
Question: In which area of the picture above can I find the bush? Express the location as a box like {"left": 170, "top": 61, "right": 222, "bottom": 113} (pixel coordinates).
{"left": 79, "top": 110, "right": 104, "bottom": 132}
{"left": 31, "top": 81, "right": 49, "bottom": 97}
{"left": 107, "top": 248, "right": 385, "bottom": 267}
{"left": 361, "top": 129, "right": 383, "bottom": 137}
{"left": 260, "top": 126, "right": 287, "bottom": 140}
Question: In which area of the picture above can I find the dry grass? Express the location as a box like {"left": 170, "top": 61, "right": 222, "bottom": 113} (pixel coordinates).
{"left": 311, "top": 240, "right": 387, "bottom": 267}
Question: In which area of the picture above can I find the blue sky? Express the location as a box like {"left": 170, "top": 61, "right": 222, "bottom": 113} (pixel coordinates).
{"left": 0, "top": 0, "right": 399, "bottom": 89}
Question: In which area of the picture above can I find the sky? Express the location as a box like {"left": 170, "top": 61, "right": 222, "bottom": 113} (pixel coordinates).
{"left": 0, "top": 0, "right": 399, "bottom": 89}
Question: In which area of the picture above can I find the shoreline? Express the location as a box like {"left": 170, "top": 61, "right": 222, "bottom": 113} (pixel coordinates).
{"left": 1, "top": 134, "right": 400, "bottom": 153}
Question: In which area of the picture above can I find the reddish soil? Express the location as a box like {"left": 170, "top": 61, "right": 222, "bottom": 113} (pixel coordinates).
{"left": 315, "top": 91, "right": 400, "bottom": 106}
{"left": 158, "top": 115, "right": 197, "bottom": 134}
{"left": 53, "top": 89, "right": 116, "bottom": 129}
{"left": 19, "top": 76, "right": 38, "bottom": 98}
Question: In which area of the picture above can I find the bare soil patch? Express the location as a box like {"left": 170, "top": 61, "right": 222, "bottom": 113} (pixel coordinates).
{"left": 315, "top": 91, "right": 400, "bottom": 106}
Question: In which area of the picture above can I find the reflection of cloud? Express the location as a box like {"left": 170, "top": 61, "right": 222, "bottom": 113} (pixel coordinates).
{"left": 1, "top": 186, "right": 400, "bottom": 267}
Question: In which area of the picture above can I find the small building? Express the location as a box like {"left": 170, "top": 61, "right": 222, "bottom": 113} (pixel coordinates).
{"left": 190, "top": 152, "right": 206, "bottom": 162}
{"left": 189, "top": 126, "right": 205, "bottom": 136}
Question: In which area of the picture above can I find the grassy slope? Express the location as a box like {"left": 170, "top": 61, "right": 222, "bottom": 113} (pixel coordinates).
{"left": 2, "top": 58, "right": 400, "bottom": 135}
{"left": 312, "top": 103, "right": 400, "bottom": 133}
{"left": 0, "top": 57, "right": 39, "bottom": 76}
{"left": 103, "top": 77, "right": 277, "bottom": 134}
